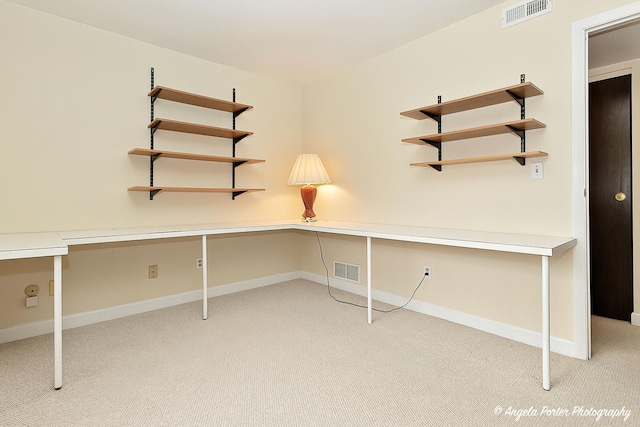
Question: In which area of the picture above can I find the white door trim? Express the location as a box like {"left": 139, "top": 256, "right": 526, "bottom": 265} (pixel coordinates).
{"left": 571, "top": 2, "right": 640, "bottom": 360}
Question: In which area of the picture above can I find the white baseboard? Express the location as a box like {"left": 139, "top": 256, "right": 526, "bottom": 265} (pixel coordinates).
{"left": 0, "top": 271, "right": 302, "bottom": 344}
{"left": 632, "top": 312, "right": 640, "bottom": 326}
{"left": 302, "top": 271, "right": 576, "bottom": 358}
{"left": 0, "top": 270, "right": 576, "bottom": 358}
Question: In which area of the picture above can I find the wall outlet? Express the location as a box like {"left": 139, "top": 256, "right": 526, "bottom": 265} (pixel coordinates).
{"left": 148, "top": 265, "right": 158, "bottom": 279}
{"left": 196, "top": 257, "right": 203, "bottom": 269}
{"left": 423, "top": 265, "right": 432, "bottom": 279}
{"left": 26, "top": 296, "right": 38, "bottom": 308}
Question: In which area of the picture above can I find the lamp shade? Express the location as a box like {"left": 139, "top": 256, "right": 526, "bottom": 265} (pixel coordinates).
{"left": 288, "top": 154, "right": 331, "bottom": 185}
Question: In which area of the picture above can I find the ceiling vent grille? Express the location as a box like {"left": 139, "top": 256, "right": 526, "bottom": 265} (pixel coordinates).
{"left": 502, "top": 0, "right": 552, "bottom": 29}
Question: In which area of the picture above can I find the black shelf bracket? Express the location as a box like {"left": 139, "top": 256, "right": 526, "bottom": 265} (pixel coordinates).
{"left": 512, "top": 156, "right": 526, "bottom": 166}
{"left": 232, "top": 190, "right": 247, "bottom": 199}
{"left": 506, "top": 125, "right": 526, "bottom": 164}
{"left": 423, "top": 140, "right": 442, "bottom": 152}
{"left": 423, "top": 111, "right": 442, "bottom": 129}
{"left": 149, "top": 188, "right": 162, "bottom": 200}
{"left": 429, "top": 164, "right": 442, "bottom": 172}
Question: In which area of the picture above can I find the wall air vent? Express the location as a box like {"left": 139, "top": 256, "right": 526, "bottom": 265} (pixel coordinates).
{"left": 502, "top": 0, "right": 552, "bottom": 29}
{"left": 334, "top": 261, "right": 360, "bottom": 283}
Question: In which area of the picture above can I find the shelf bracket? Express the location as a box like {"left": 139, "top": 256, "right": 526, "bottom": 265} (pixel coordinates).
{"left": 232, "top": 190, "right": 247, "bottom": 200}
{"left": 149, "top": 188, "right": 162, "bottom": 200}
{"left": 423, "top": 112, "right": 442, "bottom": 130}
{"left": 505, "top": 90, "right": 526, "bottom": 120}
{"left": 423, "top": 140, "right": 442, "bottom": 157}
{"left": 422, "top": 140, "right": 442, "bottom": 171}
{"left": 233, "top": 135, "right": 249, "bottom": 146}
{"left": 505, "top": 125, "right": 526, "bottom": 165}
{"left": 512, "top": 156, "right": 526, "bottom": 166}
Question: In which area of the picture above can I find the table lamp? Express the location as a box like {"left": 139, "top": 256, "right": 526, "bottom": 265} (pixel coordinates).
{"left": 288, "top": 154, "right": 331, "bottom": 222}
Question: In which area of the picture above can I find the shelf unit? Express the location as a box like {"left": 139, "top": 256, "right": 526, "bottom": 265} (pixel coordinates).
{"left": 129, "top": 68, "right": 265, "bottom": 200}
{"left": 401, "top": 76, "right": 547, "bottom": 171}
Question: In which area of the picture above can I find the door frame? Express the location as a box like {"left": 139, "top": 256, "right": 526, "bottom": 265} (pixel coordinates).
{"left": 572, "top": 2, "right": 640, "bottom": 360}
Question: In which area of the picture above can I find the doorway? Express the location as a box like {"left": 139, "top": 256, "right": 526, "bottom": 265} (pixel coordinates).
{"left": 572, "top": 3, "right": 640, "bottom": 360}
{"left": 588, "top": 74, "right": 633, "bottom": 321}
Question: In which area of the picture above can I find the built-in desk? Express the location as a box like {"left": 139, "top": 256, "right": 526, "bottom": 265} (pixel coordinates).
{"left": 0, "top": 232, "right": 68, "bottom": 389}
{"left": 1, "top": 220, "right": 576, "bottom": 391}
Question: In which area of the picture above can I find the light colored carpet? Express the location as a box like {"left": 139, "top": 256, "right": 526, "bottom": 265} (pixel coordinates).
{"left": 0, "top": 279, "right": 638, "bottom": 426}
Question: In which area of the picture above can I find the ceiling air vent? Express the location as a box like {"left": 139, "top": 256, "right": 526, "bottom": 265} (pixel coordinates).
{"left": 502, "top": 0, "right": 552, "bottom": 29}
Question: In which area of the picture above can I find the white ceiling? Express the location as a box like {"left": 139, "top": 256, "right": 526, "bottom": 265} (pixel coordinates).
{"left": 6, "top": 0, "right": 507, "bottom": 85}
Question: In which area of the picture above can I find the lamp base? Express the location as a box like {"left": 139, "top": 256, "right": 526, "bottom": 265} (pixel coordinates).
{"left": 302, "top": 217, "right": 318, "bottom": 223}
{"left": 300, "top": 184, "right": 318, "bottom": 221}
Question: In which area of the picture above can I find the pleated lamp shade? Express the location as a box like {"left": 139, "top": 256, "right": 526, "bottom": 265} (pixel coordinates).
{"left": 288, "top": 154, "right": 330, "bottom": 221}
{"left": 287, "top": 154, "right": 331, "bottom": 185}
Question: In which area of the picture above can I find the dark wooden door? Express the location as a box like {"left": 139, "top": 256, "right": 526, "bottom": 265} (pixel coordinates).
{"left": 589, "top": 74, "right": 633, "bottom": 321}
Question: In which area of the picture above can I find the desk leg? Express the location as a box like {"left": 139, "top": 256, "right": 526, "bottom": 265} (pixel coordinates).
{"left": 367, "top": 237, "right": 372, "bottom": 325}
{"left": 54, "top": 255, "right": 62, "bottom": 390}
{"left": 542, "top": 255, "right": 550, "bottom": 391}
{"left": 202, "top": 235, "right": 208, "bottom": 320}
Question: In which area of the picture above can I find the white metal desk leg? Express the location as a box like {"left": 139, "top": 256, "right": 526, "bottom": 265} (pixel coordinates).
{"left": 202, "top": 235, "right": 208, "bottom": 320}
{"left": 367, "top": 236, "right": 372, "bottom": 325}
{"left": 54, "top": 255, "right": 63, "bottom": 390}
{"left": 542, "top": 255, "right": 550, "bottom": 391}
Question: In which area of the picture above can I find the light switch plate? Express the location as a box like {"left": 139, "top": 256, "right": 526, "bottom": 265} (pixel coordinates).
{"left": 531, "top": 162, "right": 544, "bottom": 180}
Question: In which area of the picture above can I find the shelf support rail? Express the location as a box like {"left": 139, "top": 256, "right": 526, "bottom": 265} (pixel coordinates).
{"left": 149, "top": 67, "right": 157, "bottom": 200}
{"left": 232, "top": 88, "right": 238, "bottom": 199}
{"left": 506, "top": 74, "right": 527, "bottom": 166}
{"left": 427, "top": 96, "right": 443, "bottom": 171}
{"left": 230, "top": 88, "right": 252, "bottom": 200}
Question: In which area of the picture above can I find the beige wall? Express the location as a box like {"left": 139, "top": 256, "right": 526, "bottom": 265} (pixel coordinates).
{"left": 0, "top": 1, "right": 303, "bottom": 329}
{"left": 0, "top": 1, "right": 301, "bottom": 233}
{"left": 2, "top": 0, "right": 638, "bottom": 344}
{"left": 301, "top": 0, "right": 638, "bottom": 341}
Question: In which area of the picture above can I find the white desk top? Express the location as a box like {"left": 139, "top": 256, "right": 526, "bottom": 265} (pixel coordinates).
{"left": 0, "top": 232, "right": 68, "bottom": 260}
{"left": 1, "top": 220, "right": 576, "bottom": 260}
{"left": 297, "top": 221, "right": 577, "bottom": 256}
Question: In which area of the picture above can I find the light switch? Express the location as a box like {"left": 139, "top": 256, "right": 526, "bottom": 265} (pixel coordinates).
{"left": 531, "top": 162, "right": 544, "bottom": 180}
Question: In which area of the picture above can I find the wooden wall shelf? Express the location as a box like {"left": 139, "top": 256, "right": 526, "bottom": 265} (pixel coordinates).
{"left": 148, "top": 86, "right": 253, "bottom": 113}
{"left": 401, "top": 82, "right": 543, "bottom": 120}
{"left": 402, "top": 119, "right": 545, "bottom": 145}
{"left": 401, "top": 76, "right": 545, "bottom": 171}
{"left": 130, "top": 68, "right": 264, "bottom": 199}
{"left": 410, "top": 151, "right": 548, "bottom": 168}
{"left": 128, "top": 186, "right": 265, "bottom": 197}
{"left": 128, "top": 148, "right": 264, "bottom": 165}
{"left": 148, "top": 118, "right": 252, "bottom": 140}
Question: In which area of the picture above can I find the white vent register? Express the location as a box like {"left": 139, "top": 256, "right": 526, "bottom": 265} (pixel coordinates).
{"left": 334, "top": 261, "right": 360, "bottom": 283}
{"left": 502, "top": 0, "right": 552, "bottom": 28}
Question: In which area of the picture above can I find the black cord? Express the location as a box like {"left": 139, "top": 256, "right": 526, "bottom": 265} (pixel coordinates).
{"left": 315, "top": 232, "right": 426, "bottom": 313}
